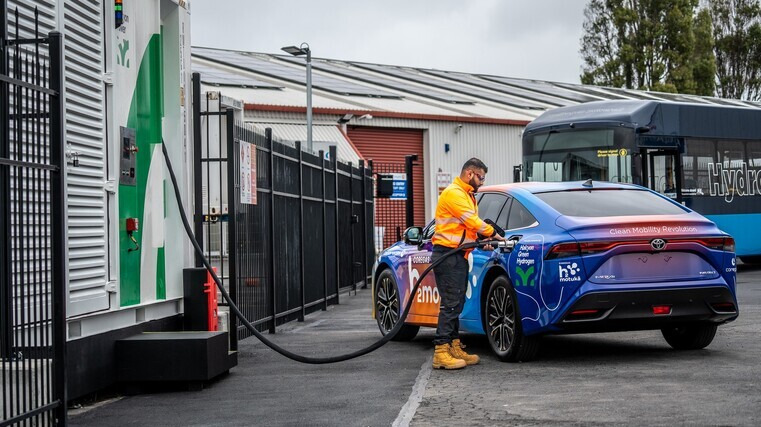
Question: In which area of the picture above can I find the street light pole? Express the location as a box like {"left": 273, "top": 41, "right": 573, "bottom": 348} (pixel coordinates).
{"left": 281, "top": 43, "right": 313, "bottom": 152}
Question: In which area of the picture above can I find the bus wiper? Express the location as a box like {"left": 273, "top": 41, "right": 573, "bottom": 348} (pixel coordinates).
{"left": 537, "top": 130, "right": 557, "bottom": 163}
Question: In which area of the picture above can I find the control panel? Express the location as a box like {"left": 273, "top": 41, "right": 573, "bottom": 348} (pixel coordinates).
{"left": 119, "top": 126, "right": 137, "bottom": 186}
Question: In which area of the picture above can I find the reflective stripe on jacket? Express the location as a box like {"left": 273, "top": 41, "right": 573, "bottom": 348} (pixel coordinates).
{"left": 432, "top": 176, "right": 495, "bottom": 256}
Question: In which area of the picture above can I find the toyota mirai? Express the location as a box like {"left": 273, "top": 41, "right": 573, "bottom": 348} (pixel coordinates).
{"left": 371, "top": 181, "right": 739, "bottom": 362}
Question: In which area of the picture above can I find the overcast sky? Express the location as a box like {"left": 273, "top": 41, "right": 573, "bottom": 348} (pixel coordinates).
{"left": 191, "top": 0, "right": 589, "bottom": 84}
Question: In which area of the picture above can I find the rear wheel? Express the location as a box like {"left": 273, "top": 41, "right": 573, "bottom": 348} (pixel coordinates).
{"left": 661, "top": 323, "right": 718, "bottom": 350}
{"left": 484, "top": 276, "right": 539, "bottom": 362}
{"left": 375, "top": 269, "right": 419, "bottom": 341}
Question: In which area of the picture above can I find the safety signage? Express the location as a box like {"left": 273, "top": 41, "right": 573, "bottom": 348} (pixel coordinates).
{"left": 240, "top": 141, "right": 257, "bottom": 205}
{"left": 390, "top": 173, "right": 407, "bottom": 200}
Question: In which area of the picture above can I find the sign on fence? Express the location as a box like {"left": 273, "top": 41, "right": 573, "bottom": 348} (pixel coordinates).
{"left": 239, "top": 140, "right": 257, "bottom": 205}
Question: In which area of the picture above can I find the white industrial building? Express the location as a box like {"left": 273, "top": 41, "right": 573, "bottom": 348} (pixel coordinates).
{"left": 191, "top": 46, "right": 761, "bottom": 224}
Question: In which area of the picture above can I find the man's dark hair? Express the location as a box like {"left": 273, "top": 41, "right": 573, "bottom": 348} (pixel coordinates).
{"left": 461, "top": 157, "right": 488, "bottom": 173}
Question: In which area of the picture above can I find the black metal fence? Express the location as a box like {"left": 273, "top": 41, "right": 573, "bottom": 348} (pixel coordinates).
{"left": 1, "top": 7, "right": 67, "bottom": 426}
{"left": 192, "top": 74, "right": 375, "bottom": 344}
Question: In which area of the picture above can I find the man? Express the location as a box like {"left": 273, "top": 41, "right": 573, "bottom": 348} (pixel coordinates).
{"left": 431, "top": 158, "right": 505, "bottom": 370}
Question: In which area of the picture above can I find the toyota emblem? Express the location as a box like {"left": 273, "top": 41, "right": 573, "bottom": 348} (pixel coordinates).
{"left": 651, "top": 238, "right": 667, "bottom": 251}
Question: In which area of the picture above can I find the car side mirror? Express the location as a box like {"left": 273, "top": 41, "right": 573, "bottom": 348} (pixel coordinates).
{"left": 403, "top": 226, "right": 424, "bottom": 246}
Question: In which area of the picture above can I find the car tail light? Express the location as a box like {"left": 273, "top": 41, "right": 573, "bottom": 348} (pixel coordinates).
{"left": 545, "top": 242, "right": 580, "bottom": 260}
{"left": 652, "top": 305, "right": 672, "bottom": 315}
{"left": 579, "top": 240, "right": 650, "bottom": 255}
{"left": 669, "top": 237, "right": 735, "bottom": 251}
{"left": 565, "top": 308, "right": 604, "bottom": 321}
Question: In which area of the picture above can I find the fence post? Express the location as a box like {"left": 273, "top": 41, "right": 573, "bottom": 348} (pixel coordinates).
{"left": 225, "top": 110, "right": 238, "bottom": 350}
{"left": 359, "top": 161, "right": 368, "bottom": 288}
{"left": 362, "top": 163, "right": 373, "bottom": 289}
{"left": 192, "top": 72, "right": 204, "bottom": 267}
{"left": 267, "top": 128, "right": 276, "bottom": 333}
{"left": 297, "top": 140, "right": 305, "bottom": 322}
{"left": 405, "top": 154, "right": 418, "bottom": 228}
{"left": 49, "top": 30, "right": 69, "bottom": 426}
{"left": 331, "top": 145, "right": 339, "bottom": 304}
{"left": 349, "top": 161, "right": 356, "bottom": 294}
{"left": 320, "top": 150, "right": 328, "bottom": 311}
{"left": 0, "top": 2, "right": 10, "bottom": 359}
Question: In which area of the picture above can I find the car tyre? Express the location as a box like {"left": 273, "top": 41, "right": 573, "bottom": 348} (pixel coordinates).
{"left": 484, "top": 275, "right": 539, "bottom": 362}
{"left": 375, "top": 269, "right": 419, "bottom": 341}
{"left": 661, "top": 323, "right": 718, "bottom": 350}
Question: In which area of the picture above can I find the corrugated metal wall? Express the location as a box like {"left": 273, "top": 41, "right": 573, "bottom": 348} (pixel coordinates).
{"left": 244, "top": 111, "right": 525, "bottom": 220}
{"left": 347, "top": 126, "right": 426, "bottom": 229}
{"left": 63, "top": 0, "right": 108, "bottom": 316}
{"left": 347, "top": 117, "right": 524, "bottom": 219}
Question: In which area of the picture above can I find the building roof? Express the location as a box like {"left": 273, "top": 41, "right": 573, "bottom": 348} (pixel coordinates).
{"left": 249, "top": 122, "right": 362, "bottom": 164}
{"left": 191, "top": 46, "right": 761, "bottom": 124}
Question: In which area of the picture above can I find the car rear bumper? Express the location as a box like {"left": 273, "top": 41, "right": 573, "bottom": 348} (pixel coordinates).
{"left": 554, "top": 286, "right": 738, "bottom": 333}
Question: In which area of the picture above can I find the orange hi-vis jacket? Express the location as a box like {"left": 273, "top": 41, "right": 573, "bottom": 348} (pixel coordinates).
{"left": 432, "top": 176, "right": 495, "bottom": 256}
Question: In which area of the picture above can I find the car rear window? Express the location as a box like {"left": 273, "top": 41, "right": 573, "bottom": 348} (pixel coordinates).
{"left": 535, "top": 189, "right": 688, "bottom": 217}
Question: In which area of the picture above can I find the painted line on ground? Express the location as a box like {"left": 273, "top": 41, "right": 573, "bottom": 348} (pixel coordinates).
{"left": 393, "top": 354, "right": 433, "bottom": 427}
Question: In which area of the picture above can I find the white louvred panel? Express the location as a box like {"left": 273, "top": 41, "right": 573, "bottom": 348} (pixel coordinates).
{"left": 63, "top": 0, "right": 109, "bottom": 316}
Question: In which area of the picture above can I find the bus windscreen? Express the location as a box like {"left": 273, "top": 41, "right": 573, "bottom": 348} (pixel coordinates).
{"left": 524, "top": 129, "right": 633, "bottom": 183}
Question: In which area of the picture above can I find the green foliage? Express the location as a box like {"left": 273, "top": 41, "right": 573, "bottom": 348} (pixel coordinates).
{"left": 709, "top": 0, "right": 761, "bottom": 100}
{"left": 580, "top": 0, "right": 716, "bottom": 95}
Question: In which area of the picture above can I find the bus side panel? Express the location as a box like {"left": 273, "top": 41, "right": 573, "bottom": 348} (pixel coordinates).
{"left": 706, "top": 213, "right": 761, "bottom": 257}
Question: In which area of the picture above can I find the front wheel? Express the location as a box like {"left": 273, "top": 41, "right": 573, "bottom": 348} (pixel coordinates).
{"left": 661, "top": 323, "right": 718, "bottom": 350}
{"left": 484, "top": 276, "right": 539, "bottom": 362}
{"left": 375, "top": 269, "right": 419, "bottom": 341}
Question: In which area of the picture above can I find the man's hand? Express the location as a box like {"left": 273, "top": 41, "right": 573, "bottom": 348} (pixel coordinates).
{"left": 481, "top": 233, "right": 506, "bottom": 251}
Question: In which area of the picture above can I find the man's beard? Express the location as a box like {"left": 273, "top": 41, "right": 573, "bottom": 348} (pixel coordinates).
{"left": 469, "top": 177, "right": 480, "bottom": 191}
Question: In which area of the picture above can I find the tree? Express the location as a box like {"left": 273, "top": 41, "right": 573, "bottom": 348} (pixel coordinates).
{"left": 580, "top": 0, "right": 716, "bottom": 96}
{"left": 708, "top": 0, "right": 761, "bottom": 100}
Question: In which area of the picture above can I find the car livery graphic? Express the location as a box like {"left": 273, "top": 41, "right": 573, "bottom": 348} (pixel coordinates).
{"left": 372, "top": 181, "right": 739, "bottom": 361}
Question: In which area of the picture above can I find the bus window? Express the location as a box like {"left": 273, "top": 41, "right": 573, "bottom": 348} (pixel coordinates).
{"left": 523, "top": 129, "right": 633, "bottom": 183}
{"left": 718, "top": 141, "right": 745, "bottom": 169}
{"left": 682, "top": 139, "right": 714, "bottom": 196}
{"left": 750, "top": 142, "right": 761, "bottom": 168}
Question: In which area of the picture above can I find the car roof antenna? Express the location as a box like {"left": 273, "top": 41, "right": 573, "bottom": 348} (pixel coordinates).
{"left": 582, "top": 179, "right": 593, "bottom": 188}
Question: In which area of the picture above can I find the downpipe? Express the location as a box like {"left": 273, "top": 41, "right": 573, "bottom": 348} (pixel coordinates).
{"left": 162, "top": 142, "right": 512, "bottom": 364}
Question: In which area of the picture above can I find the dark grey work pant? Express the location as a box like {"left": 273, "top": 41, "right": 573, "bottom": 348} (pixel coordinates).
{"left": 432, "top": 245, "right": 469, "bottom": 346}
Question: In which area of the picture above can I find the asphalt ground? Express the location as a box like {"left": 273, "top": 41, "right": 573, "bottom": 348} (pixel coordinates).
{"left": 70, "top": 263, "right": 761, "bottom": 426}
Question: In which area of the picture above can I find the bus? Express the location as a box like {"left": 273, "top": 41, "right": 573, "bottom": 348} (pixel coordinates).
{"left": 520, "top": 100, "right": 761, "bottom": 263}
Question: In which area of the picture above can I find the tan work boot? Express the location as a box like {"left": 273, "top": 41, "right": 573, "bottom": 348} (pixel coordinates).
{"left": 450, "top": 339, "right": 480, "bottom": 365}
{"left": 432, "top": 344, "right": 467, "bottom": 370}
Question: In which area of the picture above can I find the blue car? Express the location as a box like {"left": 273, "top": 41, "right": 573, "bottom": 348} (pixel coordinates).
{"left": 371, "top": 181, "right": 739, "bottom": 362}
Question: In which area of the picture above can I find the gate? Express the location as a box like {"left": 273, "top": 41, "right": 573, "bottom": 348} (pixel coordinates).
{"left": 371, "top": 154, "right": 418, "bottom": 250}
{"left": 192, "top": 74, "right": 375, "bottom": 341}
{"left": 1, "top": 7, "right": 68, "bottom": 427}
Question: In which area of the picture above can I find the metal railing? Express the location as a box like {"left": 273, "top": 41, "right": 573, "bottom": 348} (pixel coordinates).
{"left": 1, "top": 6, "right": 67, "bottom": 427}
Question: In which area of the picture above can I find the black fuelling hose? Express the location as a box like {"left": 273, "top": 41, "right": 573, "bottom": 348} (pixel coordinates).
{"left": 162, "top": 142, "right": 496, "bottom": 364}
